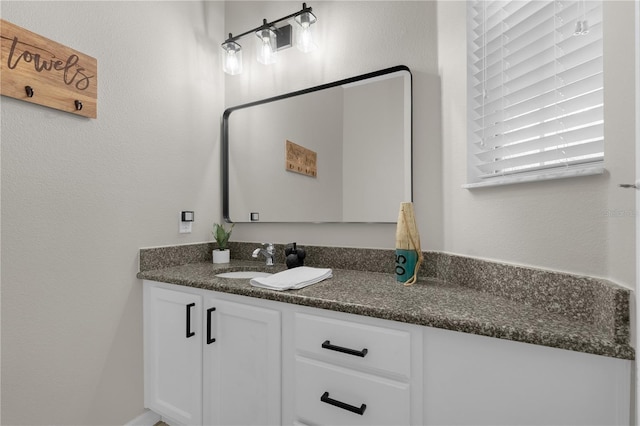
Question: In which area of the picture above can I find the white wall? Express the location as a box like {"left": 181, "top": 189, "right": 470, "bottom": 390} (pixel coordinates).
{"left": 0, "top": 1, "right": 224, "bottom": 424}
{"left": 437, "top": 1, "right": 636, "bottom": 288}
{"left": 635, "top": 0, "right": 640, "bottom": 419}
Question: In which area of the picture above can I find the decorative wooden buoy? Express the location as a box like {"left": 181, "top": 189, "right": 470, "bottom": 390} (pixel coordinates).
{"left": 395, "top": 202, "right": 423, "bottom": 285}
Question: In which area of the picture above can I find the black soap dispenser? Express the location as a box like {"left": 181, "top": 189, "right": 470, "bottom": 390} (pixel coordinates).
{"left": 285, "top": 242, "right": 306, "bottom": 269}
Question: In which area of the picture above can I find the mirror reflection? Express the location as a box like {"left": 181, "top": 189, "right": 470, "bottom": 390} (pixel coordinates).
{"left": 222, "top": 65, "right": 412, "bottom": 223}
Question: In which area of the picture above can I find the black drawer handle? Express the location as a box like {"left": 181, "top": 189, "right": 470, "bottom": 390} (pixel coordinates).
{"left": 322, "top": 340, "right": 368, "bottom": 357}
{"left": 186, "top": 303, "right": 195, "bottom": 338}
{"left": 206, "top": 307, "right": 216, "bottom": 344}
{"left": 321, "top": 391, "right": 366, "bottom": 415}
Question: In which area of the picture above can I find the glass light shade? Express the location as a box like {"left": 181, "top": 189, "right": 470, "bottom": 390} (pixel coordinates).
{"left": 295, "top": 11, "right": 317, "bottom": 53}
{"left": 255, "top": 28, "right": 277, "bottom": 65}
{"left": 221, "top": 41, "right": 242, "bottom": 75}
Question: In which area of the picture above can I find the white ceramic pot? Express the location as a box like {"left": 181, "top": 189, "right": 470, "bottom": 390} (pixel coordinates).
{"left": 212, "top": 249, "right": 230, "bottom": 264}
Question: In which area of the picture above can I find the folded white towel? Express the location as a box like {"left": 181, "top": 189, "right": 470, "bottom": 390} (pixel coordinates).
{"left": 250, "top": 266, "right": 333, "bottom": 291}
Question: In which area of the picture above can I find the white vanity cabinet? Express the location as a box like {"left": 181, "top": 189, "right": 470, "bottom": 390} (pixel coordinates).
{"left": 143, "top": 280, "right": 281, "bottom": 426}
{"left": 292, "top": 311, "right": 423, "bottom": 426}
{"left": 144, "top": 279, "right": 631, "bottom": 426}
{"left": 202, "top": 296, "right": 281, "bottom": 426}
{"left": 144, "top": 283, "right": 204, "bottom": 425}
{"left": 422, "top": 327, "right": 631, "bottom": 426}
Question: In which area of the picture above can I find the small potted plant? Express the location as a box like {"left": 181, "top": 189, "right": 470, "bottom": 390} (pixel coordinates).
{"left": 212, "top": 222, "right": 234, "bottom": 264}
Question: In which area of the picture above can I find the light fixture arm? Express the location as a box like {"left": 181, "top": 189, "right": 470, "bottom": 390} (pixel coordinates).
{"left": 223, "top": 3, "right": 313, "bottom": 44}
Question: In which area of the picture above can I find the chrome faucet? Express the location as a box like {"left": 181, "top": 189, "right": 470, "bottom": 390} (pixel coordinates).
{"left": 252, "top": 243, "right": 275, "bottom": 266}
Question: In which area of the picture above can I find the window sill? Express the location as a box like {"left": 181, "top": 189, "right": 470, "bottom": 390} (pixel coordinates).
{"left": 462, "top": 165, "right": 606, "bottom": 189}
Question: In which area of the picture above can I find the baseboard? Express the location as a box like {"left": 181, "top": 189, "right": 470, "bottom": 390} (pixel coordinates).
{"left": 124, "top": 409, "right": 161, "bottom": 426}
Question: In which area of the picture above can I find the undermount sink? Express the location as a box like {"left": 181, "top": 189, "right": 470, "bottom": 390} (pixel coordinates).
{"left": 216, "top": 271, "right": 273, "bottom": 279}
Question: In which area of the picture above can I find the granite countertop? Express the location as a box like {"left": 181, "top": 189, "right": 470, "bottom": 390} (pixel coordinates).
{"left": 137, "top": 259, "right": 634, "bottom": 360}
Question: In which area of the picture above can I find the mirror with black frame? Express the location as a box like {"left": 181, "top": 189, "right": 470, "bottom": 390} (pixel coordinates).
{"left": 222, "top": 65, "right": 412, "bottom": 223}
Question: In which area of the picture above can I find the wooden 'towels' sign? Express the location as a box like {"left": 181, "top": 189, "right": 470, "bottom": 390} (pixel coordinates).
{"left": 286, "top": 140, "right": 317, "bottom": 178}
{"left": 1, "top": 19, "right": 97, "bottom": 118}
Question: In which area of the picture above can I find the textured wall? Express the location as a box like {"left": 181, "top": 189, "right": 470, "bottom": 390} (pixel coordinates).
{"left": 0, "top": 2, "right": 224, "bottom": 424}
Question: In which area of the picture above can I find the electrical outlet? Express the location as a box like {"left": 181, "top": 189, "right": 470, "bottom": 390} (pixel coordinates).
{"left": 179, "top": 221, "right": 192, "bottom": 233}
{"left": 179, "top": 211, "right": 193, "bottom": 234}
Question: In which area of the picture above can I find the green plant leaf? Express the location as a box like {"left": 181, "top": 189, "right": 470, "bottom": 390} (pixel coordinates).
{"left": 212, "top": 223, "right": 234, "bottom": 250}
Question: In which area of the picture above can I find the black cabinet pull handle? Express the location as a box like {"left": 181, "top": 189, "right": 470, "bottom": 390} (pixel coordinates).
{"left": 320, "top": 392, "right": 366, "bottom": 415}
{"left": 206, "top": 307, "right": 216, "bottom": 344}
{"left": 322, "top": 340, "right": 368, "bottom": 357}
{"left": 185, "top": 303, "right": 195, "bottom": 338}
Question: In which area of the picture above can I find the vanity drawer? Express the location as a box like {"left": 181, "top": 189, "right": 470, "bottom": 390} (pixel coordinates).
{"left": 294, "top": 312, "right": 411, "bottom": 378}
{"left": 295, "top": 356, "right": 410, "bottom": 426}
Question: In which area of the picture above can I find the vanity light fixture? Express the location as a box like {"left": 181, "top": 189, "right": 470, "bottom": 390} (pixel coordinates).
{"left": 221, "top": 2, "right": 317, "bottom": 75}
{"left": 222, "top": 39, "right": 242, "bottom": 75}
{"left": 294, "top": 8, "right": 317, "bottom": 52}
{"left": 256, "top": 23, "right": 277, "bottom": 65}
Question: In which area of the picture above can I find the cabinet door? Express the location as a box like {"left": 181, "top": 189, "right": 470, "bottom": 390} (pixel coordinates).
{"left": 423, "top": 327, "right": 631, "bottom": 426}
{"left": 144, "top": 282, "right": 203, "bottom": 426}
{"left": 203, "top": 298, "right": 281, "bottom": 426}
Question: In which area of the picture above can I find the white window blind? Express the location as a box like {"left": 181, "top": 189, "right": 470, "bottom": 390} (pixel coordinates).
{"left": 465, "top": 0, "right": 604, "bottom": 188}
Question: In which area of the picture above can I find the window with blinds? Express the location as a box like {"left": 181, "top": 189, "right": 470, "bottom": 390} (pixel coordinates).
{"left": 465, "top": 0, "right": 604, "bottom": 188}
